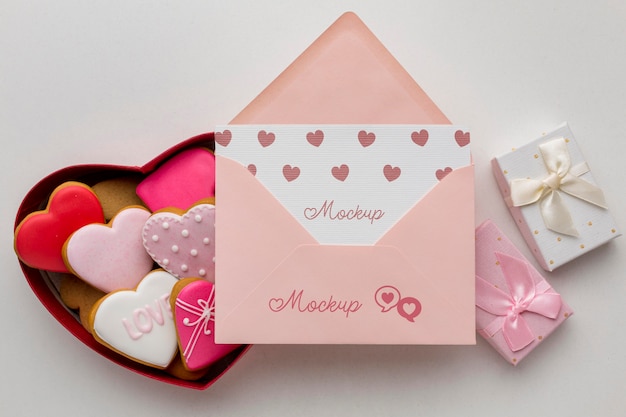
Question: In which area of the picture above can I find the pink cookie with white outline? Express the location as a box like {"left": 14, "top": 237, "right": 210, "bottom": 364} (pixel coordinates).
{"left": 63, "top": 206, "right": 154, "bottom": 293}
{"left": 142, "top": 204, "right": 216, "bottom": 281}
{"left": 136, "top": 147, "right": 216, "bottom": 212}
{"left": 171, "top": 278, "right": 241, "bottom": 371}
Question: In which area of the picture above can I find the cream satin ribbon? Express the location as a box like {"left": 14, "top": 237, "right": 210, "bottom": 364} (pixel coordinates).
{"left": 509, "top": 138, "right": 607, "bottom": 236}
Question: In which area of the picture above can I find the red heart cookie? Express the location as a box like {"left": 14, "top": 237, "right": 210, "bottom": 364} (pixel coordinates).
{"left": 14, "top": 182, "right": 105, "bottom": 273}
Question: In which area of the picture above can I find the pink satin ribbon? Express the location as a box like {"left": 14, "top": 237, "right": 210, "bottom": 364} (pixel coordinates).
{"left": 476, "top": 252, "right": 562, "bottom": 352}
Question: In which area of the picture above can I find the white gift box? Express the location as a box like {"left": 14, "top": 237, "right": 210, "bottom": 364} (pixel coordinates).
{"left": 491, "top": 122, "right": 620, "bottom": 271}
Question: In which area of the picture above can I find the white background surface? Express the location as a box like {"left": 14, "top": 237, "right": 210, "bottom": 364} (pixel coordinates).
{"left": 1, "top": 1, "right": 624, "bottom": 416}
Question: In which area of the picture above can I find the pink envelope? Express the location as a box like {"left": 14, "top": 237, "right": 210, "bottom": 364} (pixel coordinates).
{"left": 215, "top": 13, "right": 475, "bottom": 344}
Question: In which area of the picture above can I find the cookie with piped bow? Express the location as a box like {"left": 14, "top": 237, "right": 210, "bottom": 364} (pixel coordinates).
{"left": 170, "top": 278, "right": 241, "bottom": 371}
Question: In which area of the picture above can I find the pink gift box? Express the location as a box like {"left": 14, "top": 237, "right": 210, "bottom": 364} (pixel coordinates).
{"left": 475, "top": 220, "right": 573, "bottom": 365}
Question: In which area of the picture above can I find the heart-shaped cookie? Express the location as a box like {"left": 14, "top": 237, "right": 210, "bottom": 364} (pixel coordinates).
{"left": 64, "top": 206, "right": 154, "bottom": 293}
{"left": 142, "top": 204, "right": 216, "bottom": 281}
{"left": 136, "top": 147, "right": 216, "bottom": 212}
{"left": 171, "top": 278, "right": 241, "bottom": 371}
{"left": 90, "top": 270, "right": 179, "bottom": 369}
{"left": 14, "top": 182, "right": 105, "bottom": 273}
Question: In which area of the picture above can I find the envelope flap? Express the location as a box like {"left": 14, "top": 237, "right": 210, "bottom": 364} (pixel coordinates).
{"left": 215, "top": 156, "right": 317, "bottom": 313}
{"left": 216, "top": 244, "right": 475, "bottom": 344}
{"left": 231, "top": 12, "right": 450, "bottom": 124}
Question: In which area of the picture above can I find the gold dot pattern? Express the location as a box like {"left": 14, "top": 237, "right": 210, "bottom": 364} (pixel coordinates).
{"left": 580, "top": 244, "right": 585, "bottom": 249}
{"left": 588, "top": 221, "right": 592, "bottom": 226}
{"left": 549, "top": 260, "right": 554, "bottom": 265}
{"left": 557, "top": 237, "right": 562, "bottom": 242}
{"left": 538, "top": 336, "right": 543, "bottom": 340}
{"left": 534, "top": 230, "right": 539, "bottom": 235}
{"left": 533, "top": 154, "right": 539, "bottom": 159}
{"left": 612, "top": 228, "right": 616, "bottom": 233}
{"left": 503, "top": 170, "right": 508, "bottom": 175}
{"left": 564, "top": 312, "right": 569, "bottom": 318}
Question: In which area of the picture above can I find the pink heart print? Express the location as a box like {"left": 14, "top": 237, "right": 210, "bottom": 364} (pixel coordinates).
{"left": 454, "top": 130, "right": 470, "bottom": 147}
{"left": 331, "top": 164, "right": 349, "bottom": 181}
{"left": 283, "top": 165, "right": 300, "bottom": 182}
{"left": 173, "top": 280, "right": 241, "bottom": 371}
{"left": 436, "top": 167, "right": 453, "bottom": 180}
{"left": 306, "top": 130, "right": 324, "bottom": 147}
{"left": 64, "top": 207, "right": 154, "bottom": 293}
{"left": 383, "top": 165, "right": 401, "bottom": 182}
{"left": 215, "top": 130, "right": 232, "bottom": 147}
{"left": 358, "top": 130, "right": 376, "bottom": 147}
{"left": 247, "top": 164, "right": 257, "bottom": 176}
{"left": 411, "top": 129, "right": 429, "bottom": 146}
{"left": 142, "top": 204, "right": 216, "bottom": 281}
{"left": 258, "top": 130, "right": 276, "bottom": 147}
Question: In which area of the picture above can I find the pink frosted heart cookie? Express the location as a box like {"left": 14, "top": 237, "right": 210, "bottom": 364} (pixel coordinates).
{"left": 142, "top": 204, "right": 216, "bottom": 281}
{"left": 63, "top": 206, "right": 154, "bottom": 293}
{"left": 136, "top": 147, "right": 216, "bottom": 212}
{"left": 171, "top": 278, "right": 241, "bottom": 371}
{"left": 90, "top": 270, "right": 179, "bottom": 369}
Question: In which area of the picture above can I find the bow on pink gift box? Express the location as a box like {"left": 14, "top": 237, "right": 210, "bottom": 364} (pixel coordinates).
{"left": 476, "top": 252, "right": 562, "bottom": 352}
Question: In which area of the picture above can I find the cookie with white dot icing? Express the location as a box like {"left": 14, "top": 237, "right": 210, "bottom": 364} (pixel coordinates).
{"left": 142, "top": 202, "right": 216, "bottom": 281}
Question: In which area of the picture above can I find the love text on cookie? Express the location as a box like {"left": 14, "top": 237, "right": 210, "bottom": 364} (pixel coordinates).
{"left": 121, "top": 294, "right": 173, "bottom": 340}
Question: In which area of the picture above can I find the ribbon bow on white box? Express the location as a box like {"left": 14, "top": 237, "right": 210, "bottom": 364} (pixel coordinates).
{"left": 509, "top": 138, "right": 607, "bottom": 236}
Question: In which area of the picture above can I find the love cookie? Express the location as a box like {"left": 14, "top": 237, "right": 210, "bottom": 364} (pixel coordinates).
{"left": 90, "top": 270, "right": 179, "bottom": 369}
{"left": 14, "top": 181, "right": 105, "bottom": 273}
{"left": 171, "top": 278, "right": 241, "bottom": 371}
{"left": 63, "top": 206, "right": 153, "bottom": 293}
{"left": 142, "top": 203, "right": 216, "bottom": 281}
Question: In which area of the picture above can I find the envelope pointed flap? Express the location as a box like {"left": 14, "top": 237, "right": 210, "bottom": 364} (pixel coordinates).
{"left": 231, "top": 12, "right": 449, "bottom": 124}
{"left": 377, "top": 165, "right": 475, "bottom": 312}
{"left": 216, "top": 244, "right": 474, "bottom": 344}
{"left": 215, "top": 156, "right": 317, "bottom": 314}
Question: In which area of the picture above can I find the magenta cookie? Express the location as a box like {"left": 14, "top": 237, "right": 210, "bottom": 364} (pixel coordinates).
{"left": 142, "top": 204, "right": 216, "bottom": 281}
{"left": 171, "top": 278, "right": 241, "bottom": 371}
{"left": 136, "top": 147, "right": 216, "bottom": 211}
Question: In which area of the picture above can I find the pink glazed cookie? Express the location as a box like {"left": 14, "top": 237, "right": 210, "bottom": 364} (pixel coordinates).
{"left": 136, "top": 147, "right": 216, "bottom": 212}
{"left": 142, "top": 203, "right": 216, "bottom": 281}
{"left": 63, "top": 206, "right": 154, "bottom": 293}
{"left": 171, "top": 278, "right": 241, "bottom": 371}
